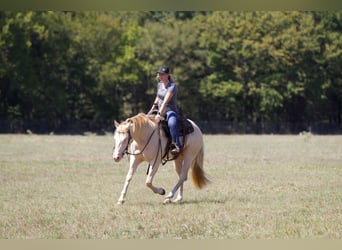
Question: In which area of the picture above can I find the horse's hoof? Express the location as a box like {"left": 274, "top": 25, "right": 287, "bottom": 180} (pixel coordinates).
{"left": 117, "top": 200, "right": 125, "bottom": 205}
{"left": 173, "top": 198, "right": 183, "bottom": 203}
{"left": 163, "top": 198, "right": 172, "bottom": 204}
{"left": 160, "top": 188, "right": 166, "bottom": 195}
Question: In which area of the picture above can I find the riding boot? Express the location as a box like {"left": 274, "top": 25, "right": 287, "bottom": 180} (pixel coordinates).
{"left": 170, "top": 142, "right": 181, "bottom": 155}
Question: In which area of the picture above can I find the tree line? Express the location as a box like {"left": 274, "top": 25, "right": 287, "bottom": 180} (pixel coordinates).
{"left": 0, "top": 11, "right": 341, "bottom": 134}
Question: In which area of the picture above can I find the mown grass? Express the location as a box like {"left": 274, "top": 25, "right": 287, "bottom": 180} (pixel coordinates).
{"left": 0, "top": 134, "right": 341, "bottom": 239}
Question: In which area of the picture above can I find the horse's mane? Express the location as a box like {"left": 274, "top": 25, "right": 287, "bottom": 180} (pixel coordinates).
{"left": 126, "top": 113, "right": 155, "bottom": 133}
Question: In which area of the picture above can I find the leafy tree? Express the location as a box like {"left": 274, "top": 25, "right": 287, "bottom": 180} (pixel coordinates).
{"left": 0, "top": 11, "right": 341, "bottom": 133}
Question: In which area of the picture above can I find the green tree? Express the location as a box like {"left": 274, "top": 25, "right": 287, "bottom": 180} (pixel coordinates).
{"left": 0, "top": 11, "right": 341, "bottom": 133}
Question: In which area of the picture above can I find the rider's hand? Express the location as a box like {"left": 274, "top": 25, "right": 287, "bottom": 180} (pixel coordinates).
{"left": 155, "top": 114, "right": 161, "bottom": 123}
{"left": 147, "top": 104, "right": 158, "bottom": 115}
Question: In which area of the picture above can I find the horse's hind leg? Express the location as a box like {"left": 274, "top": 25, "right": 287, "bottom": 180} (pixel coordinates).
{"left": 164, "top": 156, "right": 191, "bottom": 204}
{"left": 172, "top": 158, "right": 184, "bottom": 203}
{"left": 173, "top": 184, "right": 183, "bottom": 203}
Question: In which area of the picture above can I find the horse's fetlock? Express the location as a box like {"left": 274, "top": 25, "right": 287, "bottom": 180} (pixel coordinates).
{"left": 166, "top": 192, "right": 174, "bottom": 199}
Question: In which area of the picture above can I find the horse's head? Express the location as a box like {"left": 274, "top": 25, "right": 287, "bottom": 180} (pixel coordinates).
{"left": 113, "top": 113, "right": 155, "bottom": 162}
{"left": 112, "top": 119, "right": 131, "bottom": 162}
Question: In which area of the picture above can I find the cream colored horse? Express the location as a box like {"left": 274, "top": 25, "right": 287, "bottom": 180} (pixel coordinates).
{"left": 113, "top": 113, "right": 209, "bottom": 204}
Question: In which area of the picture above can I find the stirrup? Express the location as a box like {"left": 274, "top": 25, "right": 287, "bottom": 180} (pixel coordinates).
{"left": 170, "top": 143, "right": 181, "bottom": 155}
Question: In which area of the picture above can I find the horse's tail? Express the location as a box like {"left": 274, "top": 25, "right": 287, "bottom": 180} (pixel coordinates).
{"left": 191, "top": 146, "right": 210, "bottom": 189}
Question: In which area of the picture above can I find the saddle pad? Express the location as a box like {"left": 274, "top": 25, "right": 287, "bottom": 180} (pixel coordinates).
{"left": 178, "top": 118, "right": 194, "bottom": 136}
{"left": 161, "top": 118, "right": 194, "bottom": 138}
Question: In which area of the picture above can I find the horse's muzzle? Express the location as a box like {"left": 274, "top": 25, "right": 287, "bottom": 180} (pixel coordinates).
{"left": 113, "top": 156, "right": 121, "bottom": 162}
{"left": 113, "top": 152, "right": 124, "bottom": 162}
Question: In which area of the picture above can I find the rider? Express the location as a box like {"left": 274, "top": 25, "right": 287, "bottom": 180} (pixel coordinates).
{"left": 148, "top": 66, "right": 182, "bottom": 155}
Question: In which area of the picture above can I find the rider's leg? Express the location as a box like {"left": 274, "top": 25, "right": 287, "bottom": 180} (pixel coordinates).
{"left": 166, "top": 111, "right": 182, "bottom": 151}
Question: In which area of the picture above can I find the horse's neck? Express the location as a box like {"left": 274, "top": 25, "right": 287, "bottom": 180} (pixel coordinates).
{"left": 131, "top": 123, "right": 156, "bottom": 146}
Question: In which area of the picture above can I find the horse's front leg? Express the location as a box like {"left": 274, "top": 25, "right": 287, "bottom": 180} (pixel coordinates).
{"left": 117, "top": 157, "right": 141, "bottom": 205}
{"left": 145, "top": 160, "right": 165, "bottom": 196}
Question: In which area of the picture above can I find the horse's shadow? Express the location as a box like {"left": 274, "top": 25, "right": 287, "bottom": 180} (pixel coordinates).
{"left": 178, "top": 198, "right": 227, "bottom": 205}
{"left": 134, "top": 197, "right": 227, "bottom": 207}
{"left": 180, "top": 199, "right": 227, "bottom": 205}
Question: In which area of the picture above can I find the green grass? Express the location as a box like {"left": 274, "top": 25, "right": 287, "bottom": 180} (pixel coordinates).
{"left": 0, "top": 134, "right": 341, "bottom": 239}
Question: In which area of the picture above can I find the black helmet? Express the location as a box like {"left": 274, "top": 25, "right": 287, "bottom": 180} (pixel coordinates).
{"left": 156, "top": 66, "right": 170, "bottom": 74}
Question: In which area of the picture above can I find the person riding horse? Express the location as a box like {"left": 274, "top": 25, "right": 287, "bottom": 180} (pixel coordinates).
{"left": 148, "top": 66, "right": 182, "bottom": 155}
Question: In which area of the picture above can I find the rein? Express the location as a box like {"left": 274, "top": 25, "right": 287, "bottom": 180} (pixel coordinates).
{"left": 124, "top": 126, "right": 157, "bottom": 156}
{"left": 123, "top": 122, "right": 163, "bottom": 175}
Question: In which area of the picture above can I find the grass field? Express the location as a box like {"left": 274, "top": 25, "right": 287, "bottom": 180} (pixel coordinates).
{"left": 0, "top": 133, "right": 341, "bottom": 239}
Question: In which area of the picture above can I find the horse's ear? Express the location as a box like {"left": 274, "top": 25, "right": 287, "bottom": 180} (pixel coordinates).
{"left": 114, "top": 120, "right": 120, "bottom": 128}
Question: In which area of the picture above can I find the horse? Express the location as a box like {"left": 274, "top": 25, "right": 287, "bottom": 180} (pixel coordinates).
{"left": 112, "top": 113, "right": 210, "bottom": 205}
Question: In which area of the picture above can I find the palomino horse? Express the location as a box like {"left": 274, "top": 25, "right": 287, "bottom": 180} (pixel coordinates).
{"left": 112, "top": 113, "right": 209, "bottom": 204}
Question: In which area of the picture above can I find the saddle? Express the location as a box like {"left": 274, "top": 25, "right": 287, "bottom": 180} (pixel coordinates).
{"left": 148, "top": 109, "right": 194, "bottom": 138}
{"left": 145, "top": 113, "right": 194, "bottom": 170}
{"left": 160, "top": 117, "right": 194, "bottom": 138}
{"left": 159, "top": 117, "right": 194, "bottom": 164}
{"left": 147, "top": 110, "right": 194, "bottom": 162}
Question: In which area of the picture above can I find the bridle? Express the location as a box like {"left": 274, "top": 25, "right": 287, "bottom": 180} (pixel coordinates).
{"left": 114, "top": 121, "right": 163, "bottom": 173}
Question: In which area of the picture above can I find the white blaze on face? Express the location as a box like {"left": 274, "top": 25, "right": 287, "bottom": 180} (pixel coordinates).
{"left": 113, "top": 131, "right": 129, "bottom": 162}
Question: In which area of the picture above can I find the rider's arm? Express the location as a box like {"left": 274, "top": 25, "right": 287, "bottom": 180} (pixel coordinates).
{"left": 153, "top": 96, "right": 159, "bottom": 105}
{"left": 148, "top": 96, "right": 159, "bottom": 114}
{"left": 158, "top": 92, "right": 174, "bottom": 116}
